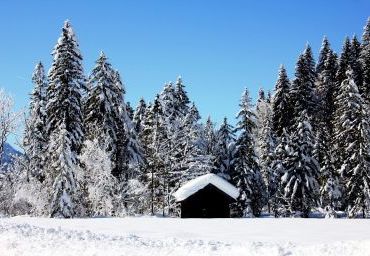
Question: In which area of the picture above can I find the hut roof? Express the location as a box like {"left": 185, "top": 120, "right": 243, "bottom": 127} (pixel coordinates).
{"left": 173, "top": 173, "right": 239, "bottom": 202}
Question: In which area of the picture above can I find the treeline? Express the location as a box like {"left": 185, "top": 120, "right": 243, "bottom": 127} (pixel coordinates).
{"left": 1, "top": 18, "right": 370, "bottom": 218}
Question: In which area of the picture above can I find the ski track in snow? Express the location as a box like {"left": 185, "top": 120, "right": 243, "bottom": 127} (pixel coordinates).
{"left": 0, "top": 217, "right": 370, "bottom": 256}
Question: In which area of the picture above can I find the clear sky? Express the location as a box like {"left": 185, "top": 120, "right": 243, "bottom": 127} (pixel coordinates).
{"left": 1, "top": 0, "right": 370, "bottom": 147}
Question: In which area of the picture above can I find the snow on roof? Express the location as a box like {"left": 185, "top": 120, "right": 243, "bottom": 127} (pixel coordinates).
{"left": 173, "top": 173, "right": 239, "bottom": 202}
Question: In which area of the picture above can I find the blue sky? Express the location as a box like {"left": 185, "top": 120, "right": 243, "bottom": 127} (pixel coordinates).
{"left": 0, "top": 0, "right": 369, "bottom": 147}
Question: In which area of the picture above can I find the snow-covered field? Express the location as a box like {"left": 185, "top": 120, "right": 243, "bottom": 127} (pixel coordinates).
{"left": 1, "top": 216, "right": 370, "bottom": 256}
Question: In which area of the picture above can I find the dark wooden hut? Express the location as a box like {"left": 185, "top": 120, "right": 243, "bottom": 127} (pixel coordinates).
{"left": 174, "top": 174, "right": 239, "bottom": 218}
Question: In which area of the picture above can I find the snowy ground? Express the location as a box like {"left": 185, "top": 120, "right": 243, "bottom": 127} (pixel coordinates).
{"left": 1, "top": 216, "right": 370, "bottom": 256}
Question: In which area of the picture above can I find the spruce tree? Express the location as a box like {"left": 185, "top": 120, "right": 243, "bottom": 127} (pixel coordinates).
{"left": 279, "top": 110, "right": 319, "bottom": 217}
{"left": 350, "top": 35, "right": 363, "bottom": 93}
{"left": 84, "top": 52, "right": 118, "bottom": 145}
{"left": 174, "top": 76, "right": 190, "bottom": 116}
{"left": 271, "top": 65, "right": 292, "bottom": 137}
{"left": 140, "top": 95, "right": 170, "bottom": 214}
{"left": 361, "top": 18, "right": 370, "bottom": 103}
{"left": 232, "top": 88, "right": 266, "bottom": 217}
{"left": 315, "top": 126, "right": 341, "bottom": 217}
{"left": 214, "top": 117, "right": 236, "bottom": 180}
{"left": 257, "top": 99, "right": 276, "bottom": 213}
{"left": 48, "top": 123, "right": 78, "bottom": 218}
{"left": 24, "top": 62, "right": 47, "bottom": 181}
{"left": 316, "top": 36, "right": 331, "bottom": 74}
{"left": 290, "top": 45, "right": 317, "bottom": 129}
{"left": 112, "top": 70, "right": 143, "bottom": 180}
{"left": 159, "top": 82, "right": 177, "bottom": 120}
{"left": 46, "top": 21, "right": 85, "bottom": 217}
{"left": 270, "top": 129, "right": 290, "bottom": 216}
{"left": 133, "top": 98, "right": 147, "bottom": 134}
{"left": 202, "top": 116, "right": 217, "bottom": 160}
{"left": 336, "top": 37, "right": 353, "bottom": 88}
{"left": 316, "top": 47, "right": 338, "bottom": 134}
{"left": 334, "top": 69, "right": 370, "bottom": 217}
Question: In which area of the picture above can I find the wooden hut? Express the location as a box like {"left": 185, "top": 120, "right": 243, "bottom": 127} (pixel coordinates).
{"left": 173, "top": 173, "right": 239, "bottom": 218}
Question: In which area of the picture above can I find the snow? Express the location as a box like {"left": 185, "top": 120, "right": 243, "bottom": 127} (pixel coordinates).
{"left": 173, "top": 173, "right": 239, "bottom": 202}
{"left": 1, "top": 217, "right": 370, "bottom": 256}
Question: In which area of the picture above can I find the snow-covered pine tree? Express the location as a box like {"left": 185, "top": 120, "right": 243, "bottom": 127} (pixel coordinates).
{"left": 232, "top": 88, "right": 266, "bottom": 217}
{"left": 133, "top": 98, "right": 147, "bottom": 134}
{"left": 315, "top": 42, "right": 338, "bottom": 134}
{"left": 159, "top": 82, "right": 177, "bottom": 121}
{"left": 255, "top": 88, "right": 266, "bottom": 156}
{"left": 139, "top": 95, "right": 166, "bottom": 214}
{"left": 213, "top": 117, "right": 236, "bottom": 180}
{"left": 350, "top": 35, "right": 363, "bottom": 93}
{"left": 48, "top": 122, "right": 79, "bottom": 218}
{"left": 334, "top": 68, "right": 370, "bottom": 218}
{"left": 314, "top": 126, "right": 341, "bottom": 217}
{"left": 110, "top": 70, "right": 128, "bottom": 179}
{"left": 361, "top": 18, "right": 370, "bottom": 103}
{"left": 316, "top": 36, "right": 331, "bottom": 74}
{"left": 171, "top": 102, "right": 207, "bottom": 185}
{"left": 153, "top": 80, "right": 212, "bottom": 215}
{"left": 256, "top": 97, "right": 276, "bottom": 214}
{"left": 201, "top": 116, "right": 217, "bottom": 169}
{"left": 279, "top": 110, "right": 319, "bottom": 217}
{"left": 174, "top": 76, "right": 190, "bottom": 116}
{"left": 185, "top": 103, "right": 201, "bottom": 126}
{"left": 83, "top": 52, "right": 120, "bottom": 161}
{"left": 115, "top": 71, "right": 144, "bottom": 181}
{"left": 336, "top": 37, "right": 354, "bottom": 91}
{"left": 314, "top": 40, "right": 340, "bottom": 211}
{"left": 289, "top": 45, "right": 317, "bottom": 130}
{"left": 271, "top": 65, "right": 292, "bottom": 137}
{"left": 45, "top": 21, "right": 85, "bottom": 217}
{"left": 23, "top": 62, "right": 47, "bottom": 181}
{"left": 270, "top": 129, "right": 290, "bottom": 216}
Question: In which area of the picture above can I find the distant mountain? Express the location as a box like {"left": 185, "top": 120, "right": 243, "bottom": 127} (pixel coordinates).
{"left": 1, "top": 143, "right": 22, "bottom": 170}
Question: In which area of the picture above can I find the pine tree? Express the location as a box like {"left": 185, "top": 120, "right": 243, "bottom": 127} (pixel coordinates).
{"left": 232, "top": 88, "right": 266, "bottom": 217}
{"left": 336, "top": 37, "right": 353, "bottom": 89}
{"left": 113, "top": 70, "right": 144, "bottom": 181}
{"left": 316, "top": 46, "right": 338, "bottom": 134}
{"left": 46, "top": 21, "right": 85, "bottom": 217}
{"left": 272, "top": 65, "right": 292, "bottom": 137}
{"left": 270, "top": 129, "right": 290, "bottom": 216}
{"left": 334, "top": 69, "right": 370, "bottom": 218}
{"left": 255, "top": 88, "right": 266, "bottom": 156}
{"left": 174, "top": 76, "right": 190, "bottom": 116}
{"left": 257, "top": 98, "right": 276, "bottom": 213}
{"left": 84, "top": 52, "right": 119, "bottom": 147}
{"left": 202, "top": 116, "right": 217, "bottom": 161}
{"left": 24, "top": 62, "right": 47, "bottom": 181}
{"left": 279, "top": 110, "right": 319, "bottom": 217}
{"left": 110, "top": 70, "right": 129, "bottom": 179}
{"left": 290, "top": 45, "right": 317, "bottom": 129}
{"left": 214, "top": 117, "right": 236, "bottom": 180}
{"left": 159, "top": 82, "right": 177, "bottom": 120}
{"left": 350, "top": 35, "right": 363, "bottom": 93}
{"left": 361, "top": 18, "right": 370, "bottom": 103}
{"left": 48, "top": 123, "right": 79, "bottom": 218}
{"left": 315, "top": 126, "right": 341, "bottom": 217}
{"left": 316, "top": 36, "right": 331, "bottom": 74}
{"left": 133, "top": 98, "right": 147, "bottom": 134}
{"left": 140, "top": 95, "right": 166, "bottom": 214}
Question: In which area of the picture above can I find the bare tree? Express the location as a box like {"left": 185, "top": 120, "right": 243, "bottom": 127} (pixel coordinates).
{"left": 0, "top": 89, "right": 20, "bottom": 166}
